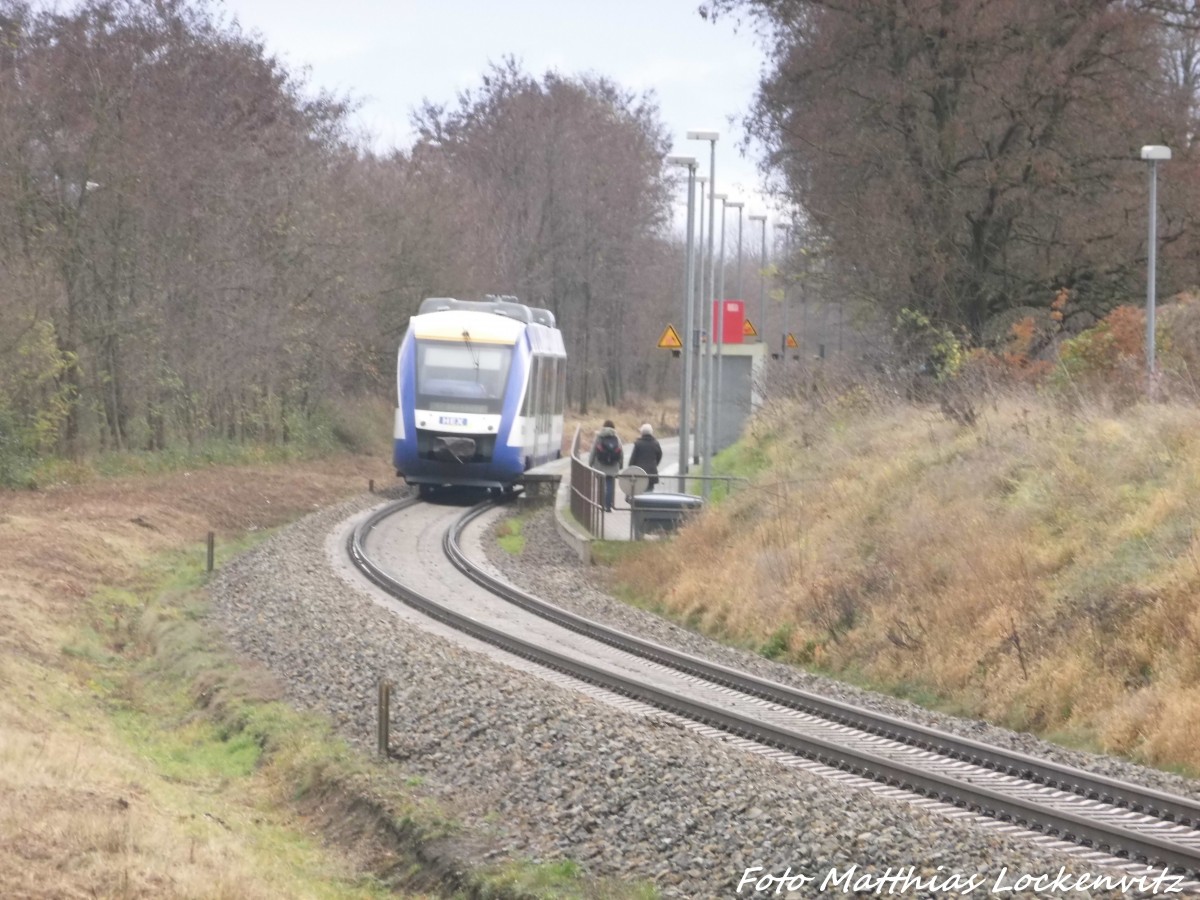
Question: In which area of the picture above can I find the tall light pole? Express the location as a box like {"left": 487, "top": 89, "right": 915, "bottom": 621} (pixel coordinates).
{"left": 774, "top": 223, "right": 790, "bottom": 364}
{"left": 665, "top": 155, "right": 698, "bottom": 477}
{"left": 718, "top": 199, "right": 742, "bottom": 455}
{"left": 1141, "top": 144, "right": 1170, "bottom": 385}
{"left": 688, "top": 130, "right": 718, "bottom": 484}
{"left": 710, "top": 194, "right": 729, "bottom": 464}
{"left": 748, "top": 214, "right": 767, "bottom": 345}
{"left": 692, "top": 174, "right": 707, "bottom": 465}
{"left": 733, "top": 202, "right": 744, "bottom": 303}
{"left": 722, "top": 200, "right": 743, "bottom": 308}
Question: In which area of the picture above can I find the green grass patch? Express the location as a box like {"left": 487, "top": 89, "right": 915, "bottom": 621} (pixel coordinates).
{"left": 480, "top": 859, "right": 659, "bottom": 899}
{"left": 711, "top": 437, "right": 772, "bottom": 480}
{"left": 758, "top": 625, "right": 793, "bottom": 661}
{"left": 495, "top": 514, "right": 527, "bottom": 555}
{"left": 111, "top": 704, "right": 265, "bottom": 782}
{"left": 588, "top": 540, "right": 649, "bottom": 567}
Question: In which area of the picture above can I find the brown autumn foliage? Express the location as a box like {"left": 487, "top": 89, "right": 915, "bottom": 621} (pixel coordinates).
{"left": 708, "top": 0, "right": 1200, "bottom": 346}
{"left": 0, "top": 0, "right": 682, "bottom": 483}
{"left": 612, "top": 297, "right": 1200, "bottom": 773}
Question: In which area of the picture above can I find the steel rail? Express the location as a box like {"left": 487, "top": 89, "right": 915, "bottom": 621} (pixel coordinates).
{"left": 348, "top": 497, "right": 1200, "bottom": 875}
{"left": 446, "top": 500, "right": 1200, "bottom": 829}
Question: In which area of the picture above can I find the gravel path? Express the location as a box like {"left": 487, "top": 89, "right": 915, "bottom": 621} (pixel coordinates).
{"left": 209, "top": 492, "right": 1197, "bottom": 898}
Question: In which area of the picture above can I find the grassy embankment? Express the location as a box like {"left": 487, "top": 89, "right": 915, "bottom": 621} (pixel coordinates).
{"left": 608, "top": 387, "right": 1200, "bottom": 775}
{"left": 0, "top": 399, "right": 659, "bottom": 899}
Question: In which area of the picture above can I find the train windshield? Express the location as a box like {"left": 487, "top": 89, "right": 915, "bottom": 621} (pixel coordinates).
{"left": 415, "top": 340, "right": 512, "bottom": 415}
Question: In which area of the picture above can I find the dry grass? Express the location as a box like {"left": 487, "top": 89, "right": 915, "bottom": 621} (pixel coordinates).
{"left": 613, "top": 387, "right": 1200, "bottom": 773}
{"left": 565, "top": 397, "right": 678, "bottom": 457}
{"left": 0, "top": 455, "right": 428, "bottom": 899}
{"left": 0, "top": 450, "right": 663, "bottom": 900}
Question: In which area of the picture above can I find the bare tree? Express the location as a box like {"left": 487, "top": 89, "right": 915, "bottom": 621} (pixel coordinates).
{"left": 411, "top": 60, "right": 672, "bottom": 409}
{"left": 0, "top": 0, "right": 367, "bottom": 457}
{"left": 709, "top": 0, "right": 1191, "bottom": 341}
{"left": 0, "top": 2, "right": 691, "bottom": 477}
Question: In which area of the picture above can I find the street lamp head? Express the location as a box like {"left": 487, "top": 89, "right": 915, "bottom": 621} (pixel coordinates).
{"left": 687, "top": 130, "right": 719, "bottom": 141}
{"left": 712, "top": 192, "right": 727, "bottom": 201}
{"left": 1141, "top": 145, "right": 1171, "bottom": 161}
{"left": 725, "top": 200, "right": 744, "bottom": 209}
{"left": 748, "top": 214, "right": 766, "bottom": 222}
{"left": 665, "top": 155, "right": 698, "bottom": 168}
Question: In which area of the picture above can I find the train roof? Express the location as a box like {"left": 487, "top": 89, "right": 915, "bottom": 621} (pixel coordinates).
{"left": 418, "top": 296, "right": 557, "bottom": 329}
{"left": 409, "top": 308, "right": 525, "bottom": 344}
{"left": 408, "top": 310, "right": 566, "bottom": 358}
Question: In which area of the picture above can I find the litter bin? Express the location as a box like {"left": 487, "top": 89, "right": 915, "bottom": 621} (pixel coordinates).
{"left": 630, "top": 492, "right": 703, "bottom": 539}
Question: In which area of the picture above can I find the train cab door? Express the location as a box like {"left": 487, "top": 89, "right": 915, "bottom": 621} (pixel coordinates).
{"left": 522, "top": 354, "right": 544, "bottom": 466}
{"left": 536, "top": 355, "right": 552, "bottom": 461}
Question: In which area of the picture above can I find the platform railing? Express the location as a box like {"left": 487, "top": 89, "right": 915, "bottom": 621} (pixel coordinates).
{"left": 654, "top": 472, "right": 748, "bottom": 502}
{"left": 568, "top": 426, "right": 607, "bottom": 539}
{"left": 569, "top": 426, "right": 748, "bottom": 539}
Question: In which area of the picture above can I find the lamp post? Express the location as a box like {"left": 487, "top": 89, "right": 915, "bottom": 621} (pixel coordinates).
{"left": 722, "top": 200, "right": 743, "bottom": 308}
{"left": 1140, "top": 144, "right": 1170, "bottom": 385}
{"left": 748, "top": 214, "right": 767, "bottom": 345}
{"left": 774, "top": 223, "right": 791, "bottom": 363}
{"left": 665, "top": 155, "right": 698, "bottom": 477}
{"left": 733, "top": 202, "right": 744, "bottom": 303}
{"left": 692, "top": 174, "right": 707, "bottom": 465}
{"left": 711, "top": 195, "right": 731, "bottom": 463}
{"left": 688, "top": 130, "right": 718, "bottom": 484}
{"left": 718, "top": 199, "right": 742, "bottom": 454}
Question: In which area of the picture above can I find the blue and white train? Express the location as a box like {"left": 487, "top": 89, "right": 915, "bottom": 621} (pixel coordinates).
{"left": 393, "top": 296, "right": 567, "bottom": 494}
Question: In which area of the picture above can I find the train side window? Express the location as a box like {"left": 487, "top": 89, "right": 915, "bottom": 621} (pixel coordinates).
{"left": 556, "top": 358, "right": 566, "bottom": 414}
{"left": 535, "top": 356, "right": 543, "bottom": 422}
{"left": 522, "top": 356, "right": 539, "bottom": 418}
{"left": 538, "top": 355, "right": 550, "bottom": 427}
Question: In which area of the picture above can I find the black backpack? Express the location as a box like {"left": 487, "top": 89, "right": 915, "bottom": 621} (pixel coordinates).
{"left": 595, "top": 432, "right": 621, "bottom": 465}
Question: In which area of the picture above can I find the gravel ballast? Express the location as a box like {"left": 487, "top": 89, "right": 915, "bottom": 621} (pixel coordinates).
{"left": 209, "top": 492, "right": 1198, "bottom": 898}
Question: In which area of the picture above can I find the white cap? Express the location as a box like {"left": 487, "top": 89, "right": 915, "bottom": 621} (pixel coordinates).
{"left": 641, "top": 423, "right": 653, "bottom": 436}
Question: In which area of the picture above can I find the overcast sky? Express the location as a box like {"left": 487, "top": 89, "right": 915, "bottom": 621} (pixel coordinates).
{"left": 214, "top": 0, "right": 781, "bottom": 223}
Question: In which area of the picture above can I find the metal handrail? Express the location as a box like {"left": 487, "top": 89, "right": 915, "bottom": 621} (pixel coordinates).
{"left": 568, "top": 425, "right": 606, "bottom": 538}
{"left": 569, "top": 425, "right": 749, "bottom": 538}
{"left": 654, "top": 472, "right": 747, "bottom": 498}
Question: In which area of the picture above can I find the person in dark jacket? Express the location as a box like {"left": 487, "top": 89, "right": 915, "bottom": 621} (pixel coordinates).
{"left": 628, "top": 423, "right": 663, "bottom": 491}
{"left": 588, "top": 419, "right": 624, "bottom": 512}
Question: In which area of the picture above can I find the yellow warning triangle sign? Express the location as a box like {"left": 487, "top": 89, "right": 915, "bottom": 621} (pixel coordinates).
{"left": 743, "top": 318, "right": 758, "bottom": 338}
{"left": 785, "top": 333, "right": 798, "bottom": 348}
{"left": 657, "top": 324, "right": 683, "bottom": 350}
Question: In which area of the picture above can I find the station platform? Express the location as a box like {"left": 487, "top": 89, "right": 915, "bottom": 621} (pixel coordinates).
{"left": 526, "top": 436, "right": 687, "bottom": 558}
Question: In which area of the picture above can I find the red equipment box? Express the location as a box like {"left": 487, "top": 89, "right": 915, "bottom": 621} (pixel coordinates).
{"left": 712, "top": 299, "right": 745, "bottom": 344}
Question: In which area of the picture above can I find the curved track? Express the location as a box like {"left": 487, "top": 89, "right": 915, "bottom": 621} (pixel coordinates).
{"left": 347, "top": 495, "right": 1200, "bottom": 881}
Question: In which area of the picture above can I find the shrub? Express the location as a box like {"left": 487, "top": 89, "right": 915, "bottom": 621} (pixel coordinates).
{"left": 1052, "top": 305, "right": 1146, "bottom": 402}
{"left": 0, "top": 320, "right": 75, "bottom": 481}
{"left": 963, "top": 317, "right": 1055, "bottom": 388}
{"left": 1057, "top": 306, "right": 1143, "bottom": 376}
{"left": 894, "top": 308, "right": 966, "bottom": 381}
{"left": 0, "top": 401, "right": 38, "bottom": 487}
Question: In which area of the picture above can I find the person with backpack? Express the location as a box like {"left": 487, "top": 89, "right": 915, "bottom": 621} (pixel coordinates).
{"left": 627, "top": 423, "right": 663, "bottom": 491}
{"left": 588, "top": 419, "right": 624, "bottom": 512}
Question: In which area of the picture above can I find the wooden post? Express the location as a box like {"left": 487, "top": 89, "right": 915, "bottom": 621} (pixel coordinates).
{"left": 369, "top": 479, "right": 375, "bottom": 494}
{"left": 206, "top": 532, "right": 215, "bottom": 573}
{"left": 376, "top": 680, "right": 392, "bottom": 757}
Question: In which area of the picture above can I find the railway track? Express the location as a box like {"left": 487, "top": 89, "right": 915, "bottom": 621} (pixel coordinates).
{"left": 347, "top": 494, "right": 1200, "bottom": 883}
